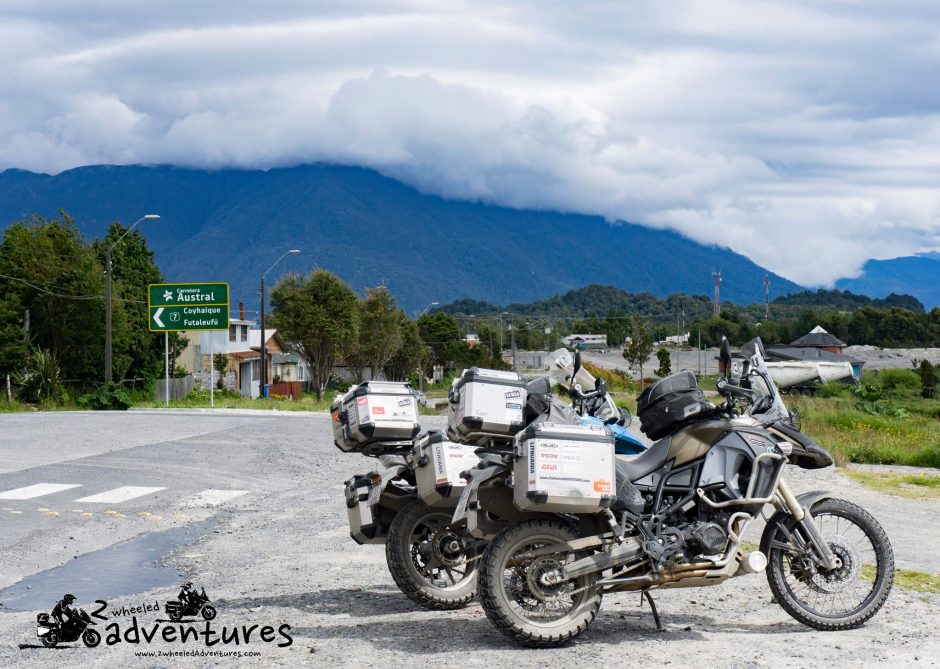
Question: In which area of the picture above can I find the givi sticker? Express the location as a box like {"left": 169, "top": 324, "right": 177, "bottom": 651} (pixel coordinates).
{"left": 593, "top": 480, "right": 611, "bottom": 493}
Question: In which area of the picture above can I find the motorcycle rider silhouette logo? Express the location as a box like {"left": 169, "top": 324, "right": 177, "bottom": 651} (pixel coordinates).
{"left": 35, "top": 594, "right": 101, "bottom": 648}
{"left": 163, "top": 581, "right": 217, "bottom": 622}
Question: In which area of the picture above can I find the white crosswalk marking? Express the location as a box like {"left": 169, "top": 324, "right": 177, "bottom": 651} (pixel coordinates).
{"left": 180, "top": 489, "right": 250, "bottom": 507}
{"left": 74, "top": 486, "right": 166, "bottom": 504}
{"left": 0, "top": 483, "right": 82, "bottom": 500}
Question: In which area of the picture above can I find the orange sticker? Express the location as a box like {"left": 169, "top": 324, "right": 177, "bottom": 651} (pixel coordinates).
{"left": 373, "top": 406, "right": 385, "bottom": 415}
{"left": 593, "top": 480, "right": 611, "bottom": 493}
{"left": 331, "top": 410, "right": 340, "bottom": 424}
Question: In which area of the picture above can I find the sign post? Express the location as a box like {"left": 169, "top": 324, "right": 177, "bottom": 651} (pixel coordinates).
{"left": 149, "top": 283, "right": 230, "bottom": 407}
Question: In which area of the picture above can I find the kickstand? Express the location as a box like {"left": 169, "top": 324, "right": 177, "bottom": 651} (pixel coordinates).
{"left": 641, "top": 590, "right": 664, "bottom": 632}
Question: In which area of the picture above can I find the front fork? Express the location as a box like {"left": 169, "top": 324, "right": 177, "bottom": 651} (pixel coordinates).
{"left": 776, "top": 480, "right": 841, "bottom": 571}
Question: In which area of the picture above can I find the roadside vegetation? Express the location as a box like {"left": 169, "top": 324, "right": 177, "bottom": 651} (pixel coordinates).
{"left": 134, "top": 388, "right": 335, "bottom": 412}
{"left": 842, "top": 469, "right": 940, "bottom": 500}
{"left": 788, "top": 369, "right": 940, "bottom": 469}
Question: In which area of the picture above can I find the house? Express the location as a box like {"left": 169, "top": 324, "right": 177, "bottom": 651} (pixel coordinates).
{"left": 272, "top": 352, "right": 308, "bottom": 383}
{"left": 561, "top": 334, "right": 608, "bottom": 351}
{"left": 789, "top": 325, "right": 847, "bottom": 354}
{"left": 175, "top": 304, "right": 293, "bottom": 397}
{"left": 766, "top": 326, "right": 864, "bottom": 380}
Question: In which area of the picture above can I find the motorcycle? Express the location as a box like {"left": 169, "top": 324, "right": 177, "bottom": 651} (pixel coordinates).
{"left": 164, "top": 588, "right": 217, "bottom": 621}
{"left": 36, "top": 609, "right": 100, "bottom": 648}
{"left": 474, "top": 337, "right": 895, "bottom": 647}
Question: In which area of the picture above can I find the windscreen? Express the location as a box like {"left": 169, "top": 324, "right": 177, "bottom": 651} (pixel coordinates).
{"left": 741, "top": 337, "right": 791, "bottom": 423}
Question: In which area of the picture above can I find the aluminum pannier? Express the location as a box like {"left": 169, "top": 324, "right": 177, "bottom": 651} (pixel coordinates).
{"left": 332, "top": 381, "right": 420, "bottom": 454}
{"left": 412, "top": 431, "right": 480, "bottom": 507}
{"left": 447, "top": 367, "right": 527, "bottom": 444}
{"left": 513, "top": 422, "right": 615, "bottom": 514}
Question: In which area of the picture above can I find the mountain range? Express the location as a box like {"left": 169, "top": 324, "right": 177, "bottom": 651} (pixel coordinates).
{"left": 836, "top": 256, "right": 940, "bottom": 310}
{"left": 0, "top": 163, "right": 933, "bottom": 313}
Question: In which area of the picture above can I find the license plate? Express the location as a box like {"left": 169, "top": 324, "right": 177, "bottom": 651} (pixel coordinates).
{"left": 367, "top": 482, "right": 383, "bottom": 507}
{"left": 453, "top": 482, "right": 475, "bottom": 520}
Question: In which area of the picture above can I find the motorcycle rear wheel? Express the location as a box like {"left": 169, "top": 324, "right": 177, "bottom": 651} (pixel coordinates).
{"left": 478, "top": 519, "right": 602, "bottom": 648}
{"left": 385, "top": 500, "right": 479, "bottom": 610}
{"left": 167, "top": 607, "right": 183, "bottom": 622}
{"left": 766, "top": 497, "right": 894, "bottom": 630}
{"left": 82, "top": 628, "right": 101, "bottom": 647}
{"left": 41, "top": 631, "right": 59, "bottom": 648}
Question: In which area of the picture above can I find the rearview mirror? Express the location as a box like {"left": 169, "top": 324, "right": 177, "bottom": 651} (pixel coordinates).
{"left": 719, "top": 337, "right": 732, "bottom": 379}
{"left": 573, "top": 350, "right": 582, "bottom": 378}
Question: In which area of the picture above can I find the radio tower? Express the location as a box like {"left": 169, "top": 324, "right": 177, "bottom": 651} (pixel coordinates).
{"left": 712, "top": 271, "right": 721, "bottom": 317}
{"left": 764, "top": 273, "right": 770, "bottom": 321}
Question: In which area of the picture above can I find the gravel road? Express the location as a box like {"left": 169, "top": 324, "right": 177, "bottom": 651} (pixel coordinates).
{"left": 0, "top": 412, "right": 937, "bottom": 668}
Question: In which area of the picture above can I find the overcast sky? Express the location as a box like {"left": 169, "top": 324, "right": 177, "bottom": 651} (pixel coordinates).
{"left": 1, "top": 0, "right": 939, "bottom": 286}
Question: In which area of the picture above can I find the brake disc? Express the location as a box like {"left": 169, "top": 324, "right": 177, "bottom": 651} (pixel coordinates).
{"left": 808, "top": 536, "right": 861, "bottom": 594}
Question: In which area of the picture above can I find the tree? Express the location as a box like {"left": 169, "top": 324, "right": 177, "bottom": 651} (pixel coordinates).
{"left": 270, "top": 270, "right": 360, "bottom": 400}
{"left": 0, "top": 213, "right": 105, "bottom": 383}
{"left": 384, "top": 315, "right": 428, "bottom": 382}
{"left": 349, "top": 286, "right": 403, "bottom": 381}
{"left": 655, "top": 347, "right": 671, "bottom": 377}
{"left": 417, "top": 312, "right": 461, "bottom": 367}
{"left": 622, "top": 315, "right": 654, "bottom": 388}
{"left": 213, "top": 352, "right": 228, "bottom": 390}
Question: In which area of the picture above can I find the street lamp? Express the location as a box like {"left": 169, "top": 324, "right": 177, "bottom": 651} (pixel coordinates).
{"left": 260, "top": 249, "right": 301, "bottom": 396}
{"left": 416, "top": 301, "right": 439, "bottom": 318}
{"left": 105, "top": 214, "right": 159, "bottom": 383}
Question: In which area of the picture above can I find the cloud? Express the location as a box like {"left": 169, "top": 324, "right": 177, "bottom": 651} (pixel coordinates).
{"left": 1, "top": 1, "right": 939, "bottom": 286}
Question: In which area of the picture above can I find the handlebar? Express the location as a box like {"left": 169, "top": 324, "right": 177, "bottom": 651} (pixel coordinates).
{"left": 716, "top": 379, "right": 755, "bottom": 400}
{"left": 568, "top": 383, "right": 605, "bottom": 402}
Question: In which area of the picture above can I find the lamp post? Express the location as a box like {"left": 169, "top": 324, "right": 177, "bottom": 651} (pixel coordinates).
{"left": 105, "top": 214, "right": 159, "bottom": 383}
{"left": 260, "top": 249, "right": 300, "bottom": 397}
{"left": 416, "top": 301, "right": 439, "bottom": 318}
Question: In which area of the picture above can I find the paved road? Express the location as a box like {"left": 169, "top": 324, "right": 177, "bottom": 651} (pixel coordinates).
{"left": 0, "top": 411, "right": 936, "bottom": 668}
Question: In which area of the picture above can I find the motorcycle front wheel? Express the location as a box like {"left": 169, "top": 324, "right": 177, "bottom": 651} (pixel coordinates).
{"left": 82, "top": 628, "right": 101, "bottom": 648}
{"left": 40, "top": 631, "right": 59, "bottom": 648}
{"left": 478, "top": 519, "right": 602, "bottom": 648}
{"left": 765, "top": 497, "right": 894, "bottom": 630}
{"left": 385, "top": 500, "right": 479, "bottom": 610}
{"left": 201, "top": 604, "right": 217, "bottom": 621}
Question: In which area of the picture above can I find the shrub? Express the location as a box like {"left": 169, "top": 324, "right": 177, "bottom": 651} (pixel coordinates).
{"left": 815, "top": 382, "right": 852, "bottom": 398}
{"left": 916, "top": 360, "right": 938, "bottom": 399}
{"left": 877, "top": 368, "right": 921, "bottom": 396}
{"left": 12, "top": 349, "right": 62, "bottom": 404}
{"left": 655, "top": 348, "right": 671, "bottom": 377}
{"left": 78, "top": 383, "right": 132, "bottom": 410}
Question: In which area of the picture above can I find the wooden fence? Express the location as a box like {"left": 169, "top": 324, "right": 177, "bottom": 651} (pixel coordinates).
{"left": 155, "top": 375, "right": 194, "bottom": 401}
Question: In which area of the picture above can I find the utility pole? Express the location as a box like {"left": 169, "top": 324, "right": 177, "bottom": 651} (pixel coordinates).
{"left": 260, "top": 249, "right": 301, "bottom": 398}
{"left": 712, "top": 271, "right": 722, "bottom": 317}
{"left": 510, "top": 321, "right": 517, "bottom": 371}
{"left": 764, "top": 273, "right": 770, "bottom": 321}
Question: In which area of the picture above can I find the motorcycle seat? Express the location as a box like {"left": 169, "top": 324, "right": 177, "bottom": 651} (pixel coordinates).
{"left": 615, "top": 436, "right": 672, "bottom": 483}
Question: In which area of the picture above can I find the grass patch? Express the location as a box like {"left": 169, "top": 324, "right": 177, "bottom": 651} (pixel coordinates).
{"left": 861, "top": 564, "right": 940, "bottom": 594}
{"left": 787, "top": 395, "right": 940, "bottom": 469}
{"left": 135, "top": 391, "right": 334, "bottom": 412}
{"left": 842, "top": 469, "right": 940, "bottom": 500}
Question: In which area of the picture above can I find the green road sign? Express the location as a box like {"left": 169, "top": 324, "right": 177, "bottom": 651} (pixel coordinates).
{"left": 148, "top": 282, "right": 230, "bottom": 332}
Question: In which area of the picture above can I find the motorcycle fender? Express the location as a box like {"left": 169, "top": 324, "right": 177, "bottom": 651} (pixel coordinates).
{"left": 759, "top": 490, "right": 831, "bottom": 555}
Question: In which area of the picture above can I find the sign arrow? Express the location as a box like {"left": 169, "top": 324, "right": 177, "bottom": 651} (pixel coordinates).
{"left": 152, "top": 307, "right": 165, "bottom": 328}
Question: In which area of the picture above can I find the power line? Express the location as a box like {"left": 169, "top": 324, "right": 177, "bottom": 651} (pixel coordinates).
{"left": 0, "top": 273, "right": 102, "bottom": 301}
{"left": 0, "top": 273, "right": 150, "bottom": 304}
